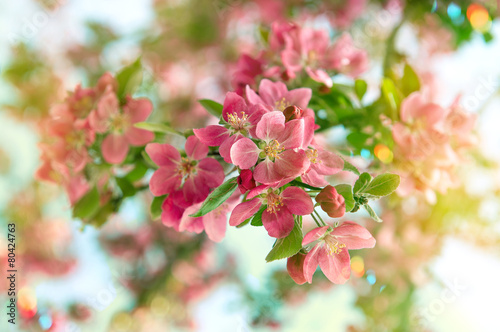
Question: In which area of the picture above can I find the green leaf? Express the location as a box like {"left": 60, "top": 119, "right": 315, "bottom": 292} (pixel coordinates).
{"left": 353, "top": 172, "right": 372, "bottom": 194}
{"left": 73, "top": 187, "right": 100, "bottom": 219}
{"left": 125, "top": 162, "right": 149, "bottom": 182}
{"left": 116, "top": 57, "right": 143, "bottom": 100}
{"left": 381, "top": 78, "right": 402, "bottom": 117}
{"left": 151, "top": 195, "right": 166, "bottom": 220}
{"left": 199, "top": 99, "right": 223, "bottom": 118}
{"left": 134, "top": 122, "right": 183, "bottom": 136}
{"left": 334, "top": 184, "right": 355, "bottom": 212}
{"left": 364, "top": 204, "right": 383, "bottom": 222}
{"left": 90, "top": 202, "right": 116, "bottom": 228}
{"left": 354, "top": 79, "right": 368, "bottom": 100}
{"left": 265, "top": 222, "right": 303, "bottom": 262}
{"left": 346, "top": 132, "right": 370, "bottom": 150}
{"left": 190, "top": 177, "right": 238, "bottom": 217}
{"left": 251, "top": 205, "right": 266, "bottom": 226}
{"left": 341, "top": 158, "right": 360, "bottom": 175}
{"left": 401, "top": 64, "right": 420, "bottom": 97}
{"left": 290, "top": 179, "right": 322, "bottom": 190}
{"left": 363, "top": 173, "right": 400, "bottom": 197}
{"left": 141, "top": 150, "right": 158, "bottom": 169}
{"left": 116, "top": 177, "right": 136, "bottom": 198}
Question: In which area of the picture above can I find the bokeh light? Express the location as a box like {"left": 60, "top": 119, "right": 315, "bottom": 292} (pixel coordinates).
{"left": 374, "top": 144, "right": 394, "bottom": 164}
{"left": 18, "top": 287, "right": 37, "bottom": 319}
{"left": 467, "top": 4, "right": 491, "bottom": 32}
{"left": 351, "top": 255, "right": 365, "bottom": 277}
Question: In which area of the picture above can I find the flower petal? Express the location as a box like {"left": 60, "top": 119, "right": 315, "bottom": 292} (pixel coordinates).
{"left": 274, "top": 149, "right": 310, "bottom": 179}
{"left": 303, "top": 243, "right": 321, "bottom": 284}
{"left": 145, "top": 143, "right": 181, "bottom": 167}
{"left": 185, "top": 135, "right": 208, "bottom": 160}
{"left": 102, "top": 134, "right": 129, "bottom": 164}
{"left": 302, "top": 226, "right": 330, "bottom": 246}
{"left": 253, "top": 159, "right": 282, "bottom": 184}
{"left": 125, "top": 127, "right": 155, "bottom": 146}
{"left": 282, "top": 186, "right": 314, "bottom": 215}
{"left": 256, "top": 111, "right": 285, "bottom": 141}
{"left": 230, "top": 137, "right": 260, "bottom": 169}
{"left": 222, "top": 92, "right": 248, "bottom": 122}
{"left": 194, "top": 126, "right": 230, "bottom": 146}
{"left": 124, "top": 97, "right": 153, "bottom": 123}
{"left": 331, "top": 221, "right": 376, "bottom": 250}
{"left": 278, "top": 118, "right": 305, "bottom": 149}
{"left": 318, "top": 245, "right": 351, "bottom": 284}
{"left": 262, "top": 207, "right": 294, "bottom": 238}
{"left": 197, "top": 158, "right": 225, "bottom": 188}
{"left": 313, "top": 149, "right": 344, "bottom": 175}
{"left": 202, "top": 208, "right": 228, "bottom": 242}
{"left": 149, "top": 167, "right": 181, "bottom": 196}
{"left": 161, "top": 196, "right": 184, "bottom": 231}
{"left": 229, "top": 198, "right": 262, "bottom": 226}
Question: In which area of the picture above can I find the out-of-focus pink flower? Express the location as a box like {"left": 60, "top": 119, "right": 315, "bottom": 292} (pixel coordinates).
{"left": 232, "top": 54, "right": 265, "bottom": 95}
{"left": 302, "top": 222, "right": 376, "bottom": 284}
{"left": 230, "top": 111, "right": 310, "bottom": 185}
{"left": 194, "top": 92, "right": 267, "bottom": 164}
{"left": 328, "top": 33, "right": 369, "bottom": 78}
{"left": 89, "top": 92, "right": 154, "bottom": 164}
{"left": 315, "top": 185, "right": 346, "bottom": 218}
{"left": 330, "top": 0, "right": 366, "bottom": 29}
{"left": 301, "top": 147, "right": 344, "bottom": 187}
{"left": 229, "top": 187, "right": 313, "bottom": 238}
{"left": 146, "top": 136, "right": 225, "bottom": 205}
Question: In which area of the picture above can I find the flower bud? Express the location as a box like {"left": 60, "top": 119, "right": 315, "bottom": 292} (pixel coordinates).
{"left": 237, "top": 169, "right": 256, "bottom": 194}
{"left": 283, "top": 105, "right": 304, "bottom": 122}
{"left": 315, "top": 185, "right": 346, "bottom": 218}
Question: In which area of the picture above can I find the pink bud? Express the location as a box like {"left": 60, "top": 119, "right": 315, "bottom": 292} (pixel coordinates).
{"left": 315, "top": 185, "right": 346, "bottom": 218}
{"left": 287, "top": 252, "right": 307, "bottom": 285}
{"left": 237, "top": 169, "right": 256, "bottom": 194}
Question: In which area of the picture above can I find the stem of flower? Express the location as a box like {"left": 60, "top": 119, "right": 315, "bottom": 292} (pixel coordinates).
{"left": 311, "top": 213, "right": 322, "bottom": 228}
{"left": 313, "top": 209, "right": 327, "bottom": 226}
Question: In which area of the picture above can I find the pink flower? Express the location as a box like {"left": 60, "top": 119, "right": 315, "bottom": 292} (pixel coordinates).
{"left": 301, "top": 147, "right": 344, "bottom": 187}
{"left": 302, "top": 222, "right": 376, "bottom": 284}
{"left": 315, "top": 185, "right": 346, "bottom": 218}
{"left": 89, "top": 91, "right": 155, "bottom": 164}
{"left": 281, "top": 27, "right": 334, "bottom": 87}
{"left": 287, "top": 252, "right": 307, "bottom": 285}
{"left": 194, "top": 92, "right": 266, "bottom": 164}
{"left": 328, "top": 33, "right": 369, "bottom": 78}
{"left": 229, "top": 187, "right": 313, "bottom": 238}
{"left": 146, "top": 136, "right": 224, "bottom": 205}
{"left": 330, "top": 0, "right": 366, "bottom": 29}
{"left": 245, "top": 79, "right": 312, "bottom": 112}
{"left": 178, "top": 194, "right": 240, "bottom": 242}
{"left": 230, "top": 111, "right": 310, "bottom": 185}
{"left": 232, "top": 54, "right": 265, "bottom": 95}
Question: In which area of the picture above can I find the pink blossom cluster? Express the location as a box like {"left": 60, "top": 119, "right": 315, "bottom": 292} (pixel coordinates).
{"left": 147, "top": 78, "right": 376, "bottom": 284}
{"left": 233, "top": 22, "right": 369, "bottom": 94}
{"left": 392, "top": 92, "right": 476, "bottom": 202}
{"left": 36, "top": 73, "right": 154, "bottom": 204}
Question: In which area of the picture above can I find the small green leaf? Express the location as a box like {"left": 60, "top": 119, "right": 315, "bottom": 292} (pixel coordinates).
{"left": 354, "top": 79, "right": 368, "bottom": 100}
{"left": 334, "top": 184, "right": 355, "bottom": 212}
{"left": 251, "top": 205, "right": 266, "bottom": 226}
{"left": 290, "top": 179, "right": 322, "bottom": 190}
{"left": 134, "top": 122, "right": 183, "bottom": 136}
{"left": 341, "top": 158, "right": 360, "bottom": 175}
{"left": 401, "top": 64, "right": 420, "bottom": 97}
{"left": 73, "top": 187, "right": 100, "bottom": 219}
{"left": 151, "top": 195, "right": 166, "bottom": 220}
{"left": 353, "top": 172, "right": 372, "bottom": 194}
{"left": 265, "top": 222, "right": 303, "bottom": 262}
{"left": 364, "top": 204, "right": 383, "bottom": 222}
{"left": 116, "top": 57, "right": 143, "bottom": 100}
{"left": 346, "top": 132, "right": 370, "bottom": 150}
{"left": 141, "top": 150, "right": 158, "bottom": 169}
{"left": 190, "top": 177, "right": 238, "bottom": 217}
{"left": 91, "top": 202, "right": 116, "bottom": 228}
{"left": 199, "top": 99, "right": 223, "bottom": 118}
{"left": 116, "top": 177, "right": 136, "bottom": 198}
{"left": 125, "top": 162, "right": 149, "bottom": 182}
{"left": 381, "top": 78, "right": 402, "bottom": 117}
{"left": 363, "top": 173, "right": 400, "bottom": 197}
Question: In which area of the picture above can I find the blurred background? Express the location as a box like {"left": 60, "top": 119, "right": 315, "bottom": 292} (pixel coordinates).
{"left": 0, "top": 0, "right": 500, "bottom": 331}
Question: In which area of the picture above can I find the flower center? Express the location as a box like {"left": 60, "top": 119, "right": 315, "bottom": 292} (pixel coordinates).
{"left": 274, "top": 98, "right": 291, "bottom": 112}
{"left": 264, "top": 140, "right": 285, "bottom": 159}
{"left": 227, "top": 112, "right": 248, "bottom": 131}
{"left": 306, "top": 148, "right": 320, "bottom": 164}
{"left": 177, "top": 157, "right": 197, "bottom": 178}
{"left": 324, "top": 236, "right": 346, "bottom": 255}
{"left": 265, "top": 191, "right": 283, "bottom": 214}
{"left": 109, "top": 113, "right": 130, "bottom": 134}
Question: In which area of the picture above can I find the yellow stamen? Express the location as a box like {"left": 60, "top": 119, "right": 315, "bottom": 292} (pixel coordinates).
{"left": 306, "top": 148, "right": 320, "bottom": 164}
{"left": 266, "top": 191, "right": 284, "bottom": 214}
{"left": 264, "top": 140, "right": 285, "bottom": 159}
{"left": 227, "top": 112, "right": 248, "bottom": 131}
{"left": 324, "top": 236, "right": 346, "bottom": 255}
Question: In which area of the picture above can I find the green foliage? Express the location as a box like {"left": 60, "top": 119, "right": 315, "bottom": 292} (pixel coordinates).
{"left": 190, "top": 177, "right": 238, "bottom": 217}
{"left": 265, "top": 221, "right": 303, "bottom": 262}
{"left": 198, "top": 99, "right": 223, "bottom": 118}
{"left": 151, "top": 195, "right": 166, "bottom": 220}
{"left": 116, "top": 57, "right": 143, "bottom": 101}
{"left": 335, "top": 184, "right": 355, "bottom": 212}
